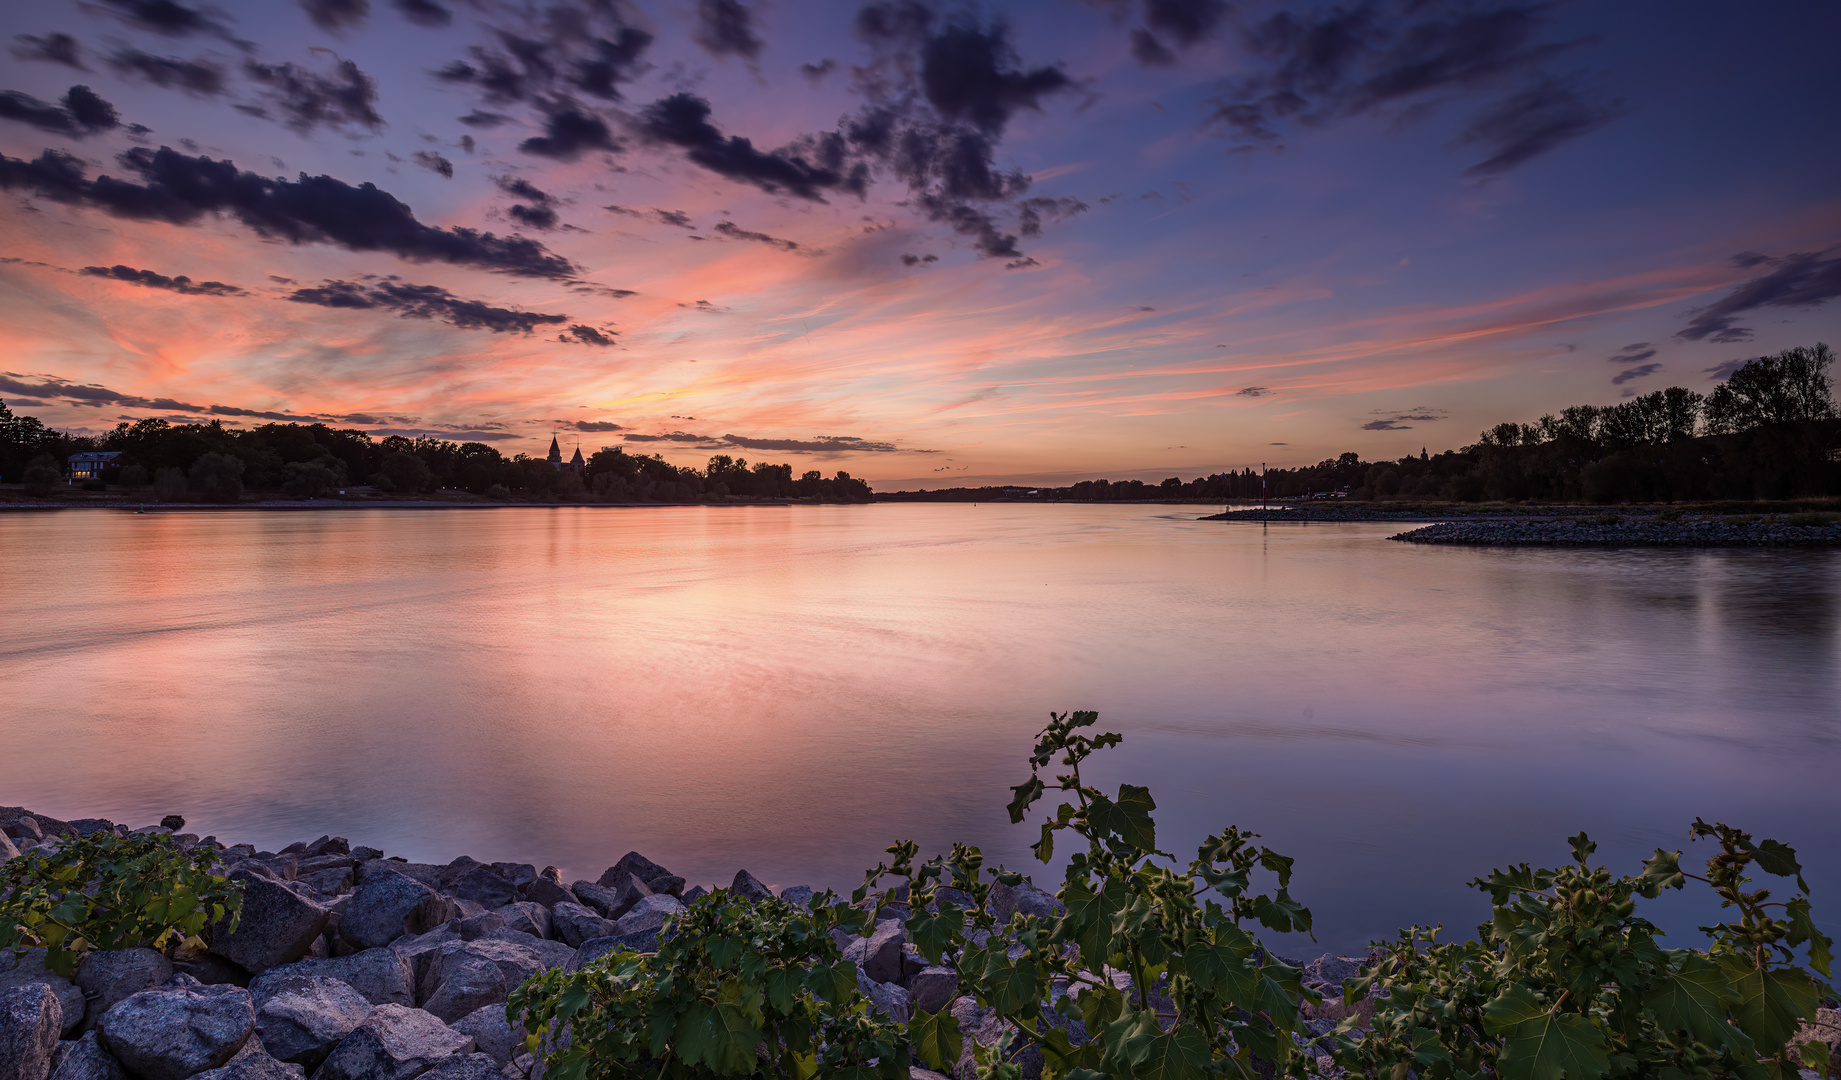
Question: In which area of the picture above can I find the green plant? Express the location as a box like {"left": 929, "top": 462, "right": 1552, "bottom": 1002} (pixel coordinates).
{"left": 1787, "top": 512, "right": 1837, "bottom": 527}
{"left": 861, "top": 710, "right": 1319, "bottom": 1080}
{"left": 1654, "top": 508, "right": 1685, "bottom": 524}
{"left": 1594, "top": 513, "right": 1622, "bottom": 526}
{"left": 1339, "top": 821, "right": 1834, "bottom": 1080}
{"left": 1724, "top": 514, "right": 1762, "bottom": 526}
{"left": 508, "top": 889, "right": 910, "bottom": 1080}
{"left": 0, "top": 831, "right": 243, "bottom": 977}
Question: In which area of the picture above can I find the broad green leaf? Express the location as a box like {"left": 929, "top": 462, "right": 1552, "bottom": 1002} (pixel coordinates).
{"left": 1134, "top": 1023, "right": 1213, "bottom": 1080}
{"left": 907, "top": 1006, "right": 963, "bottom": 1071}
{"left": 674, "top": 1000, "right": 761, "bottom": 1075}
{"left": 1086, "top": 785, "right": 1157, "bottom": 852}
{"left": 1800, "top": 1038, "right": 1832, "bottom": 1079}
{"left": 1643, "top": 953, "right": 1748, "bottom": 1053}
{"left": 1720, "top": 956, "right": 1818, "bottom": 1052}
{"left": 764, "top": 965, "right": 800, "bottom": 1014}
{"left": 1485, "top": 984, "right": 1610, "bottom": 1080}
{"left": 1784, "top": 898, "right": 1834, "bottom": 978}
{"left": 1008, "top": 777, "right": 1047, "bottom": 824}
{"left": 808, "top": 960, "right": 857, "bottom": 1004}
{"left": 907, "top": 911, "right": 960, "bottom": 965}
{"left": 1750, "top": 839, "right": 1807, "bottom": 891}
{"left": 984, "top": 953, "right": 1041, "bottom": 1018}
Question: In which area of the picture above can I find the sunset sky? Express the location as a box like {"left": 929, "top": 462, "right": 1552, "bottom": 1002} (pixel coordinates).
{"left": 2, "top": 0, "right": 1838, "bottom": 487}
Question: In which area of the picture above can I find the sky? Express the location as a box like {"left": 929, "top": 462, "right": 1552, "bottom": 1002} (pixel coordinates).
{"left": 1, "top": 0, "right": 1838, "bottom": 487}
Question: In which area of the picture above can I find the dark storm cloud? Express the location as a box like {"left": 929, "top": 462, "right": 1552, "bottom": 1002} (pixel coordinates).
{"left": 1235, "top": 386, "right": 1272, "bottom": 397}
{"left": 1703, "top": 358, "right": 1751, "bottom": 381}
{"left": 623, "top": 431, "right": 716, "bottom": 443}
{"left": 802, "top": 59, "right": 838, "bottom": 80}
{"left": 1729, "top": 251, "right": 1771, "bottom": 270}
{"left": 0, "top": 146, "right": 579, "bottom": 279}
{"left": 412, "top": 150, "right": 452, "bottom": 177}
{"left": 638, "top": 93, "right": 866, "bottom": 201}
{"left": 94, "top": 0, "right": 231, "bottom": 39}
{"left": 106, "top": 49, "right": 227, "bottom": 96}
{"left": 0, "top": 373, "right": 313, "bottom": 421}
{"left": 1131, "top": 0, "right": 1232, "bottom": 66}
{"left": 518, "top": 100, "right": 620, "bottom": 160}
{"left": 244, "top": 58, "right": 382, "bottom": 133}
{"left": 285, "top": 277, "right": 571, "bottom": 333}
{"left": 394, "top": 0, "right": 451, "bottom": 27}
{"left": 1017, "top": 195, "right": 1088, "bottom": 237}
{"left": 434, "top": 8, "right": 654, "bottom": 105}
{"left": 711, "top": 221, "right": 801, "bottom": 252}
{"left": 302, "top": 0, "right": 370, "bottom": 33}
{"left": 1361, "top": 419, "right": 1411, "bottom": 430}
{"left": 458, "top": 110, "right": 509, "bottom": 128}
{"left": 1206, "top": 0, "right": 1605, "bottom": 174}
{"left": 622, "top": 431, "right": 904, "bottom": 454}
{"left": 435, "top": 35, "right": 559, "bottom": 104}
{"left": 900, "top": 252, "right": 938, "bottom": 266}
{"left": 570, "top": 28, "right": 653, "bottom": 100}
{"left": 79, "top": 263, "right": 246, "bottom": 295}
{"left": 694, "top": 0, "right": 763, "bottom": 60}
{"left": 567, "top": 420, "right": 624, "bottom": 432}
{"left": 12, "top": 33, "right": 86, "bottom": 70}
{"left": 607, "top": 205, "right": 694, "bottom": 229}
{"left": 916, "top": 20, "right": 1072, "bottom": 136}
{"left": 1606, "top": 342, "right": 1656, "bottom": 365}
{"left": 559, "top": 324, "right": 615, "bottom": 345}
{"left": 1676, "top": 248, "right": 1841, "bottom": 343}
{"left": 496, "top": 174, "right": 559, "bottom": 229}
{"left": 1458, "top": 78, "right": 1618, "bottom": 176}
{"left": 0, "top": 86, "right": 120, "bottom": 137}
{"left": 1130, "top": 29, "right": 1177, "bottom": 67}
{"left": 1611, "top": 362, "right": 1662, "bottom": 385}
{"left": 1362, "top": 405, "right": 1445, "bottom": 428}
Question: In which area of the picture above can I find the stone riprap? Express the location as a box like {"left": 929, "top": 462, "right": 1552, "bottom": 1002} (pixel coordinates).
{"left": 1391, "top": 514, "right": 1841, "bottom": 546}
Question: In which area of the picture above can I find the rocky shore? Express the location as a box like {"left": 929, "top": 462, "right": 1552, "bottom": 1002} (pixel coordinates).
{"left": 1391, "top": 514, "right": 1841, "bottom": 546}
{"left": 6, "top": 808, "right": 1837, "bottom": 1080}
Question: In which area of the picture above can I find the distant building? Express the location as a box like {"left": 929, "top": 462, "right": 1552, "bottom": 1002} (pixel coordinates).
{"left": 547, "top": 435, "right": 585, "bottom": 474}
{"left": 66, "top": 451, "right": 121, "bottom": 481}
{"left": 547, "top": 436, "right": 563, "bottom": 469}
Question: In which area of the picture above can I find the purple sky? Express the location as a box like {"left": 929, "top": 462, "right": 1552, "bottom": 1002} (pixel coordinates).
{"left": 2, "top": 0, "right": 1838, "bottom": 485}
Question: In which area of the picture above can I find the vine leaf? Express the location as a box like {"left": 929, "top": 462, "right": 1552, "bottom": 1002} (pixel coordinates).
{"left": 1135, "top": 1023, "right": 1213, "bottom": 1080}
{"left": 907, "top": 1006, "right": 963, "bottom": 1072}
{"left": 1719, "top": 955, "right": 1819, "bottom": 1052}
{"left": 1784, "top": 898, "right": 1834, "bottom": 978}
{"left": 1483, "top": 985, "right": 1610, "bottom": 1080}
{"left": 1008, "top": 777, "right": 1047, "bottom": 824}
{"left": 1643, "top": 954, "right": 1748, "bottom": 1053}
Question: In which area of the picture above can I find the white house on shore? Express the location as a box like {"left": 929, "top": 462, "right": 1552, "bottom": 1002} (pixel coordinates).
{"left": 65, "top": 451, "right": 121, "bottom": 482}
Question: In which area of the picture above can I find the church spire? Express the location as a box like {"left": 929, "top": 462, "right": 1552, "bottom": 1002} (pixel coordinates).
{"left": 548, "top": 434, "right": 562, "bottom": 468}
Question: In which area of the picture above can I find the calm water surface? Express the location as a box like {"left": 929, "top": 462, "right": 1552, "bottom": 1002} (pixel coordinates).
{"left": 2, "top": 504, "right": 1836, "bottom": 953}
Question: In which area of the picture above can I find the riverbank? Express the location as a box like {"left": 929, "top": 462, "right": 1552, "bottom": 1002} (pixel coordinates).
{"left": 1392, "top": 514, "right": 1841, "bottom": 546}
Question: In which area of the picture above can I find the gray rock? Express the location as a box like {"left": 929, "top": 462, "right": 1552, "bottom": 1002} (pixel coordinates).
{"left": 418, "top": 941, "right": 546, "bottom": 1023}
{"left": 67, "top": 819, "right": 116, "bottom": 837}
{"left": 729, "top": 870, "right": 773, "bottom": 902}
{"left": 253, "top": 975, "right": 372, "bottom": 1067}
{"left": 681, "top": 886, "right": 708, "bottom": 903}
{"left": 908, "top": 968, "right": 958, "bottom": 1015}
{"left": 522, "top": 878, "right": 574, "bottom": 911}
{"left": 417, "top": 1054, "right": 504, "bottom": 1080}
{"left": 389, "top": 928, "right": 466, "bottom": 992}
{"left": 477, "top": 931, "right": 573, "bottom": 972}
{"left": 298, "top": 855, "right": 358, "bottom": 875}
{"left": 3, "top": 812, "right": 47, "bottom": 840}
{"left": 315, "top": 1004, "right": 475, "bottom": 1080}
{"left": 250, "top": 950, "right": 416, "bottom": 1008}
{"left": 778, "top": 885, "right": 815, "bottom": 908}
{"left": 490, "top": 903, "right": 549, "bottom": 942}
{"left": 1, "top": 832, "right": 19, "bottom": 860}
{"left": 304, "top": 837, "right": 350, "bottom": 858}
{"left": 563, "top": 930, "right": 655, "bottom": 974}
{"left": 488, "top": 865, "right": 535, "bottom": 892}
{"left": 610, "top": 895, "right": 681, "bottom": 939}
{"left": 596, "top": 853, "right": 669, "bottom": 893}
{"left": 171, "top": 954, "right": 252, "bottom": 988}
{"left": 299, "top": 867, "right": 355, "bottom": 896}
{"left": 0, "top": 983, "right": 62, "bottom": 1080}
{"left": 843, "top": 921, "right": 906, "bottom": 985}
{"left": 75, "top": 949, "right": 173, "bottom": 1030}
{"left": 343, "top": 867, "right": 451, "bottom": 950}
{"left": 987, "top": 881, "right": 1062, "bottom": 922}
{"left": 160, "top": 816, "right": 187, "bottom": 832}
{"left": 187, "top": 1053, "right": 304, "bottom": 1080}
{"left": 212, "top": 871, "right": 331, "bottom": 974}
{"left": 547, "top": 903, "right": 616, "bottom": 949}
{"left": 855, "top": 967, "right": 911, "bottom": 1024}
{"left": 96, "top": 983, "right": 254, "bottom": 1080}
{"left": 566, "top": 880, "right": 627, "bottom": 921}
{"left": 451, "top": 913, "right": 505, "bottom": 942}
{"left": 47, "top": 1031, "right": 127, "bottom": 1080}
{"left": 0, "top": 949, "right": 87, "bottom": 1036}
{"left": 447, "top": 868, "right": 516, "bottom": 911}
{"left": 449, "top": 1004, "right": 520, "bottom": 1066}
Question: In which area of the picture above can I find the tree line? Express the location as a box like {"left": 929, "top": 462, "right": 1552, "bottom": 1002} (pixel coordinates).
{"left": 887, "top": 345, "right": 1840, "bottom": 504}
{"left": 0, "top": 407, "right": 873, "bottom": 503}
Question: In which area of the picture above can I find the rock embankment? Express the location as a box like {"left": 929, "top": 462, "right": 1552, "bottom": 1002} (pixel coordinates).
{"left": 1391, "top": 515, "right": 1841, "bottom": 547}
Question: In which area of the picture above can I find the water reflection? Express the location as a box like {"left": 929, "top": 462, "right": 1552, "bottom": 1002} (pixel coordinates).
{"left": 0, "top": 505, "right": 1834, "bottom": 952}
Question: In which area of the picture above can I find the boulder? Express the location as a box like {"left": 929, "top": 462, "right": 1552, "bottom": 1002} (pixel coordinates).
{"left": 449, "top": 1004, "right": 520, "bottom": 1065}
{"left": 304, "top": 837, "right": 350, "bottom": 858}
{"left": 343, "top": 866, "right": 451, "bottom": 950}
{"left": 843, "top": 921, "right": 906, "bottom": 985}
{"left": 523, "top": 879, "right": 575, "bottom": 910}
{"left": 489, "top": 864, "right": 535, "bottom": 892}
{"left": 855, "top": 967, "right": 911, "bottom": 1024}
{"left": 988, "top": 881, "right": 1062, "bottom": 922}
{"left": 172, "top": 954, "right": 253, "bottom": 988}
{"left": 390, "top": 927, "right": 466, "bottom": 990}
{"left": 96, "top": 983, "right": 254, "bottom": 1080}
{"left": 297, "top": 855, "right": 358, "bottom": 875}
{"left": 47, "top": 1031, "right": 127, "bottom": 1080}
{"left": 3, "top": 811, "right": 47, "bottom": 840}
{"left": 450, "top": 912, "right": 505, "bottom": 941}
{"left": 212, "top": 870, "right": 331, "bottom": 974}
{"left": 548, "top": 903, "right": 617, "bottom": 949}
{"left": 567, "top": 880, "right": 628, "bottom": 921}
{"left": 75, "top": 949, "right": 173, "bottom": 1030}
{"left": 491, "top": 903, "right": 549, "bottom": 941}
{"left": 299, "top": 867, "right": 356, "bottom": 896}
{"left": 478, "top": 930, "right": 573, "bottom": 972}
{"left": 253, "top": 975, "right": 372, "bottom": 1068}
{"left": 908, "top": 968, "right": 959, "bottom": 1014}
{"left": 418, "top": 1054, "right": 504, "bottom": 1080}
{"left": 681, "top": 885, "right": 708, "bottom": 903}
{"left": 1, "top": 832, "right": 19, "bottom": 860}
{"left": 610, "top": 894, "right": 682, "bottom": 939}
{"left": 160, "top": 816, "right": 187, "bottom": 832}
{"left": 250, "top": 950, "right": 416, "bottom": 1008}
{"left": 447, "top": 867, "right": 517, "bottom": 911}
{"left": 729, "top": 870, "right": 773, "bottom": 902}
{"left": 0, "top": 948, "right": 88, "bottom": 1036}
{"left": 779, "top": 885, "right": 815, "bottom": 908}
{"left": 315, "top": 1004, "right": 475, "bottom": 1080}
{"left": 182, "top": 1033, "right": 306, "bottom": 1080}
{"left": 417, "top": 940, "right": 545, "bottom": 1023}
{"left": 68, "top": 819, "right": 117, "bottom": 837}
{"left": 596, "top": 853, "right": 670, "bottom": 893}
{"left": 0, "top": 983, "right": 62, "bottom": 1080}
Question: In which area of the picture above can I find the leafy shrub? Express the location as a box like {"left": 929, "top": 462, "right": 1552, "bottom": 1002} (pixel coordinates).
{"left": 0, "top": 831, "right": 243, "bottom": 977}
{"left": 1654, "top": 508, "right": 1685, "bottom": 524}
{"left": 1725, "top": 514, "right": 1762, "bottom": 526}
{"left": 1340, "top": 822, "right": 1834, "bottom": 1080}
{"left": 153, "top": 466, "right": 189, "bottom": 502}
{"left": 508, "top": 889, "right": 908, "bottom": 1079}
{"left": 1787, "top": 511, "right": 1838, "bottom": 527}
{"left": 22, "top": 454, "right": 61, "bottom": 497}
{"left": 189, "top": 452, "right": 245, "bottom": 503}
{"left": 1593, "top": 513, "right": 1622, "bottom": 526}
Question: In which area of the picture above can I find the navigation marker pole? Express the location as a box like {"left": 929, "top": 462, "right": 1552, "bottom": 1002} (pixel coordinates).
{"left": 1262, "top": 462, "right": 1267, "bottom": 512}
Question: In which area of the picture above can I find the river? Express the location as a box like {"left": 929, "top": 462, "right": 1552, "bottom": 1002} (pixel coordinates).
{"left": 2, "top": 503, "right": 1836, "bottom": 953}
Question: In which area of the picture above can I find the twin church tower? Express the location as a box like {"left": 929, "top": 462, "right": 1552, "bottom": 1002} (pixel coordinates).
{"left": 548, "top": 436, "right": 585, "bottom": 474}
